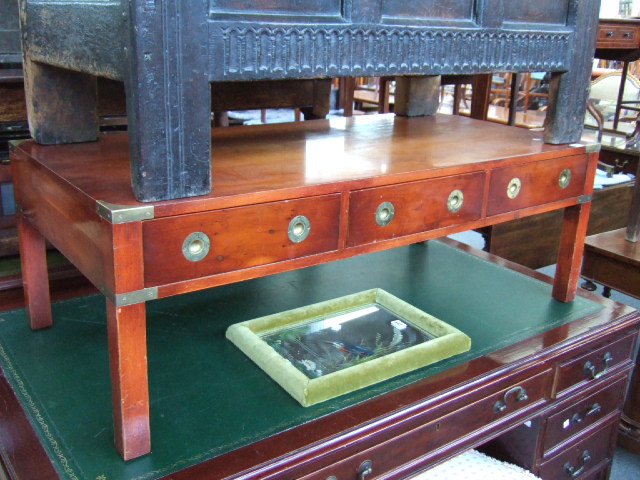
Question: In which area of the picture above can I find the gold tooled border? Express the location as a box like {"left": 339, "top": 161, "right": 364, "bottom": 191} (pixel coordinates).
{"left": 0, "top": 340, "right": 81, "bottom": 480}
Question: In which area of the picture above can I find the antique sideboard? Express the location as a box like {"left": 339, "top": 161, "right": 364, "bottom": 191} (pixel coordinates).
{"left": 16, "top": 0, "right": 600, "bottom": 201}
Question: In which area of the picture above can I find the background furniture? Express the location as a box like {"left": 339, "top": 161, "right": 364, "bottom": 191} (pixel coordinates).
{"left": 595, "top": 18, "right": 640, "bottom": 132}
{"left": 17, "top": 0, "right": 600, "bottom": 201}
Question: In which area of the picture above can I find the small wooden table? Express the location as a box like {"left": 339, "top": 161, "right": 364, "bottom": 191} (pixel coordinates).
{"left": 11, "top": 114, "right": 600, "bottom": 460}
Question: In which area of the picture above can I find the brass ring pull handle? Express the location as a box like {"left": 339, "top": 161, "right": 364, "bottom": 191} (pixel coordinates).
{"left": 493, "top": 386, "right": 529, "bottom": 414}
{"left": 288, "top": 215, "right": 311, "bottom": 243}
{"left": 182, "top": 232, "right": 211, "bottom": 262}
{"left": 447, "top": 189, "right": 464, "bottom": 213}
{"left": 584, "top": 352, "right": 613, "bottom": 380}
{"left": 564, "top": 450, "right": 591, "bottom": 478}
{"left": 558, "top": 168, "right": 572, "bottom": 189}
{"left": 358, "top": 460, "right": 373, "bottom": 480}
{"left": 506, "top": 177, "right": 522, "bottom": 199}
{"left": 375, "top": 201, "right": 395, "bottom": 226}
{"left": 571, "top": 402, "right": 602, "bottom": 426}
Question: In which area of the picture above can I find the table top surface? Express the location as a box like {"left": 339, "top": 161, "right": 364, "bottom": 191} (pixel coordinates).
{"left": 13, "top": 114, "right": 590, "bottom": 216}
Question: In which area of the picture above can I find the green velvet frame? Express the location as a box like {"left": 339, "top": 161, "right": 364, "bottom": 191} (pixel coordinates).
{"left": 226, "top": 288, "right": 471, "bottom": 407}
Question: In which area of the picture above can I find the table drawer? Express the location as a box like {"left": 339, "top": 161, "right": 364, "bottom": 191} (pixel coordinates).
{"left": 301, "top": 370, "right": 551, "bottom": 480}
{"left": 143, "top": 194, "right": 341, "bottom": 286}
{"left": 598, "top": 25, "right": 639, "bottom": 48}
{"left": 554, "top": 333, "right": 636, "bottom": 398}
{"left": 486, "top": 156, "right": 588, "bottom": 217}
{"left": 542, "top": 376, "right": 627, "bottom": 454}
{"left": 347, "top": 172, "right": 484, "bottom": 247}
{"left": 539, "top": 421, "right": 615, "bottom": 480}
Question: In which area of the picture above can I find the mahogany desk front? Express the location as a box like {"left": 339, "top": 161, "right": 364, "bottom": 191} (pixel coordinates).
{"left": 11, "top": 114, "right": 600, "bottom": 461}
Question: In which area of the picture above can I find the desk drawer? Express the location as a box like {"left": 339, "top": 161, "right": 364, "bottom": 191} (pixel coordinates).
{"left": 598, "top": 25, "right": 639, "bottom": 48}
{"left": 542, "top": 376, "right": 627, "bottom": 455}
{"left": 301, "top": 370, "right": 550, "bottom": 480}
{"left": 486, "top": 156, "right": 588, "bottom": 217}
{"left": 539, "top": 421, "right": 615, "bottom": 480}
{"left": 347, "top": 172, "right": 484, "bottom": 247}
{"left": 143, "top": 194, "right": 341, "bottom": 286}
{"left": 554, "top": 333, "right": 636, "bottom": 398}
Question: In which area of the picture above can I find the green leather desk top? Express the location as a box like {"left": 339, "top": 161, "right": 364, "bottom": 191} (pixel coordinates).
{"left": 0, "top": 240, "right": 604, "bottom": 479}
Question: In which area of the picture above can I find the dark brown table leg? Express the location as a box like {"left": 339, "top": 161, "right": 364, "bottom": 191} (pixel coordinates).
{"left": 16, "top": 212, "right": 52, "bottom": 329}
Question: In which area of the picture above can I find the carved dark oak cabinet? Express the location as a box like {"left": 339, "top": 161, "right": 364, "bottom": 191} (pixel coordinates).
{"left": 17, "top": 0, "right": 600, "bottom": 201}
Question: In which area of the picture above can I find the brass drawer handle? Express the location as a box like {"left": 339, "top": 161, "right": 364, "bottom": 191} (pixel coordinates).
{"left": 564, "top": 450, "right": 591, "bottom": 478}
{"left": 375, "top": 201, "right": 395, "bottom": 226}
{"left": 584, "top": 352, "right": 613, "bottom": 380}
{"left": 606, "top": 31, "right": 615, "bottom": 37}
{"left": 358, "top": 460, "right": 373, "bottom": 480}
{"left": 558, "top": 168, "right": 572, "bottom": 189}
{"left": 288, "top": 215, "right": 311, "bottom": 243}
{"left": 624, "top": 31, "right": 633, "bottom": 38}
{"left": 507, "top": 177, "right": 522, "bottom": 199}
{"left": 571, "top": 402, "right": 602, "bottom": 426}
{"left": 493, "top": 385, "right": 529, "bottom": 414}
{"left": 447, "top": 189, "right": 464, "bottom": 213}
{"left": 182, "top": 232, "right": 210, "bottom": 262}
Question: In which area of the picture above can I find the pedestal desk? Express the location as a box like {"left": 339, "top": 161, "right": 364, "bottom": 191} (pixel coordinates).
{"left": 0, "top": 237, "right": 638, "bottom": 480}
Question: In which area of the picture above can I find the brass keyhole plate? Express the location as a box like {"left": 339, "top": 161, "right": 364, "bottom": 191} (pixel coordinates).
{"left": 288, "top": 215, "right": 311, "bottom": 243}
{"left": 507, "top": 177, "right": 522, "bottom": 199}
{"left": 447, "top": 189, "right": 464, "bottom": 213}
{"left": 182, "top": 232, "right": 211, "bottom": 262}
{"left": 376, "top": 201, "right": 395, "bottom": 226}
{"left": 559, "top": 168, "right": 572, "bottom": 189}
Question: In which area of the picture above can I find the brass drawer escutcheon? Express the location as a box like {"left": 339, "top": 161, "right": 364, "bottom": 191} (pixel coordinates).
{"left": 507, "top": 177, "right": 522, "bottom": 199}
{"left": 182, "top": 232, "right": 210, "bottom": 262}
{"left": 558, "top": 168, "right": 572, "bottom": 189}
{"left": 288, "top": 215, "right": 311, "bottom": 243}
{"left": 375, "top": 201, "right": 395, "bottom": 226}
{"left": 447, "top": 189, "right": 464, "bottom": 213}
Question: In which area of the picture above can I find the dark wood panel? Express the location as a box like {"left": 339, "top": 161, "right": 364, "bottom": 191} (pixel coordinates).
{"left": 554, "top": 333, "right": 636, "bottom": 398}
{"left": 302, "top": 370, "right": 551, "bottom": 480}
{"left": 543, "top": 376, "right": 628, "bottom": 454}
{"left": 210, "top": 0, "right": 342, "bottom": 15}
{"left": 381, "top": 0, "right": 473, "bottom": 21}
{"left": 504, "top": 1, "right": 570, "bottom": 25}
{"left": 539, "top": 420, "right": 616, "bottom": 480}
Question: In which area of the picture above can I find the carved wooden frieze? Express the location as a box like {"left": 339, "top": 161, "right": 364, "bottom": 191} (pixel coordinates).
{"left": 212, "top": 26, "right": 571, "bottom": 81}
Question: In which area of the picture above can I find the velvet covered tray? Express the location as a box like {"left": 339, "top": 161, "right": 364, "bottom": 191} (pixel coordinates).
{"left": 227, "top": 288, "right": 471, "bottom": 406}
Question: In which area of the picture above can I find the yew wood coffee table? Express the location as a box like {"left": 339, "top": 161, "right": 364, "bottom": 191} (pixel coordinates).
{"left": 11, "top": 114, "right": 599, "bottom": 460}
